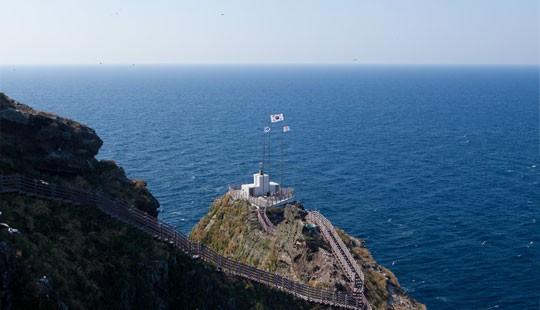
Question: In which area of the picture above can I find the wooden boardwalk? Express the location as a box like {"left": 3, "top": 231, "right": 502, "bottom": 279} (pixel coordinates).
{"left": 0, "top": 175, "right": 369, "bottom": 310}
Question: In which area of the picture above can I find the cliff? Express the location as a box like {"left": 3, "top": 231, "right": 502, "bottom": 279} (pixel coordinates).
{"left": 0, "top": 93, "right": 158, "bottom": 216}
{"left": 0, "top": 93, "right": 317, "bottom": 309}
{"left": 191, "top": 197, "right": 426, "bottom": 310}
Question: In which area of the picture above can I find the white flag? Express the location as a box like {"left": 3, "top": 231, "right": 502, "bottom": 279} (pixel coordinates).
{"left": 264, "top": 126, "right": 271, "bottom": 133}
{"left": 282, "top": 125, "right": 290, "bottom": 132}
{"left": 270, "top": 113, "right": 284, "bottom": 123}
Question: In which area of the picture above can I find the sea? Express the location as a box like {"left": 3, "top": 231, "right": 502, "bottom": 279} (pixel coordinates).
{"left": 0, "top": 65, "right": 538, "bottom": 309}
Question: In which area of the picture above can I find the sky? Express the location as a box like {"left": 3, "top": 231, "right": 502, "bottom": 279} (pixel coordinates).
{"left": 1, "top": 0, "right": 539, "bottom": 65}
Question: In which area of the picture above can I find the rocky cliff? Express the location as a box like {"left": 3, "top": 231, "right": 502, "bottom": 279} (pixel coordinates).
{"left": 191, "top": 197, "right": 426, "bottom": 310}
{"left": 0, "top": 92, "right": 158, "bottom": 216}
{"left": 0, "top": 93, "right": 320, "bottom": 309}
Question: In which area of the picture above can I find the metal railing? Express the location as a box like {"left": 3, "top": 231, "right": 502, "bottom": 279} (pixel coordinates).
{"left": 228, "top": 187, "right": 294, "bottom": 209}
{"left": 0, "top": 175, "right": 368, "bottom": 310}
{"left": 306, "top": 211, "right": 369, "bottom": 308}
{"left": 228, "top": 187, "right": 294, "bottom": 234}
{"left": 256, "top": 206, "right": 276, "bottom": 234}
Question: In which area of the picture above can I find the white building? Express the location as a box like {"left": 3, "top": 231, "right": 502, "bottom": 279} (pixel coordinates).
{"left": 241, "top": 170, "right": 280, "bottom": 197}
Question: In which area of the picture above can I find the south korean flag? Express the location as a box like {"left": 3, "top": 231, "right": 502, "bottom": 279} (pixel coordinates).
{"left": 270, "top": 113, "right": 284, "bottom": 123}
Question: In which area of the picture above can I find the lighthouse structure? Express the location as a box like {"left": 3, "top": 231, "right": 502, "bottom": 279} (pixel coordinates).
{"left": 241, "top": 167, "right": 281, "bottom": 198}
{"left": 228, "top": 113, "right": 293, "bottom": 208}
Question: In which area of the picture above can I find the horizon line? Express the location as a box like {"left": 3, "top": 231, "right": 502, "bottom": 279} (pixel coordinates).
{"left": 1, "top": 62, "right": 539, "bottom": 67}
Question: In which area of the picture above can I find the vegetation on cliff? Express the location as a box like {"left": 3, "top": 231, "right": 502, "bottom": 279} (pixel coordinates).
{"left": 191, "top": 196, "right": 426, "bottom": 310}
{"left": 0, "top": 194, "right": 317, "bottom": 309}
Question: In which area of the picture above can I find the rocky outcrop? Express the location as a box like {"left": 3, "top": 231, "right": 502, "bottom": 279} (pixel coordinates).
{"left": 0, "top": 93, "right": 159, "bottom": 216}
{"left": 0, "top": 93, "right": 102, "bottom": 174}
{"left": 191, "top": 196, "right": 426, "bottom": 310}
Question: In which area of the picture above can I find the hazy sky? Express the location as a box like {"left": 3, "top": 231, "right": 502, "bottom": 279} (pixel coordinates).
{"left": 1, "top": 0, "right": 539, "bottom": 65}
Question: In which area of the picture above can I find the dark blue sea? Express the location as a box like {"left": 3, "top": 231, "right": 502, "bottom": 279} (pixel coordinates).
{"left": 1, "top": 65, "right": 538, "bottom": 309}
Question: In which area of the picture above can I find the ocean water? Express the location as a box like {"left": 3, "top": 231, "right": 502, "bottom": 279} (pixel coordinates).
{"left": 0, "top": 65, "right": 538, "bottom": 309}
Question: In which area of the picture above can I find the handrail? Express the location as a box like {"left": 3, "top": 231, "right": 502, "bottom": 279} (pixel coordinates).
{"left": 0, "top": 174, "right": 368, "bottom": 309}
{"left": 256, "top": 206, "right": 276, "bottom": 234}
{"left": 228, "top": 188, "right": 293, "bottom": 209}
{"left": 306, "top": 211, "right": 369, "bottom": 308}
{"left": 228, "top": 189, "right": 292, "bottom": 234}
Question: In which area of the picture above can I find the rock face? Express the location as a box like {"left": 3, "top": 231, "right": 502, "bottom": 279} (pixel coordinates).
{"left": 0, "top": 93, "right": 102, "bottom": 174}
{"left": 0, "top": 93, "right": 159, "bottom": 216}
{"left": 191, "top": 196, "right": 426, "bottom": 310}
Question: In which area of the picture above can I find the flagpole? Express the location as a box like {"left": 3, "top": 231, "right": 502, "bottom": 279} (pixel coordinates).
{"left": 268, "top": 113, "right": 284, "bottom": 197}
{"left": 280, "top": 127, "right": 283, "bottom": 196}
{"left": 268, "top": 125, "right": 271, "bottom": 184}
{"left": 261, "top": 127, "right": 266, "bottom": 172}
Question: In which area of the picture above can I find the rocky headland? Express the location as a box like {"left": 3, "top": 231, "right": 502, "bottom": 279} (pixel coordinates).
{"left": 0, "top": 92, "right": 424, "bottom": 309}
{"left": 191, "top": 197, "right": 425, "bottom": 310}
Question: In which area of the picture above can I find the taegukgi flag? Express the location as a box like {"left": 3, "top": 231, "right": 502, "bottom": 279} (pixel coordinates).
{"left": 270, "top": 113, "right": 284, "bottom": 123}
{"left": 282, "top": 125, "right": 290, "bottom": 132}
{"left": 264, "top": 126, "right": 271, "bottom": 133}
